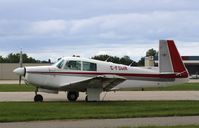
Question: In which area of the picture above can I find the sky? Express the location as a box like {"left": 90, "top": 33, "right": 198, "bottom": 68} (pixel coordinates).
{"left": 0, "top": 0, "right": 199, "bottom": 62}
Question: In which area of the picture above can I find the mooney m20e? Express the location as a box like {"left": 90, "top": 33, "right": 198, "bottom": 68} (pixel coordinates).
{"left": 14, "top": 40, "right": 189, "bottom": 102}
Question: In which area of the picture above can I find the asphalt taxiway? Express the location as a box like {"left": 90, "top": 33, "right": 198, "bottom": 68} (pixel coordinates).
{"left": 1, "top": 91, "right": 199, "bottom": 101}
{"left": 1, "top": 116, "right": 199, "bottom": 128}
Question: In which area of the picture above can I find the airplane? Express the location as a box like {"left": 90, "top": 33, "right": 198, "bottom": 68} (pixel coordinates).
{"left": 13, "top": 40, "right": 189, "bottom": 102}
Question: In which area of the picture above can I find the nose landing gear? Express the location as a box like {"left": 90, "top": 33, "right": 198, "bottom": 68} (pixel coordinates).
{"left": 34, "top": 94, "right": 43, "bottom": 102}
{"left": 34, "top": 87, "right": 43, "bottom": 102}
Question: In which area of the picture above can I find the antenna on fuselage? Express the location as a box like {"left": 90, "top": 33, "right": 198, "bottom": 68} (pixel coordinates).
{"left": 129, "top": 61, "right": 134, "bottom": 67}
{"left": 105, "top": 56, "right": 111, "bottom": 62}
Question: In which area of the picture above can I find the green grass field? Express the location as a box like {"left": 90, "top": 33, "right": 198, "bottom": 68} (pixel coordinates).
{"left": 144, "top": 83, "right": 199, "bottom": 91}
{"left": 120, "top": 125, "right": 199, "bottom": 128}
{"left": 1, "top": 101, "right": 199, "bottom": 122}
{"left": 0, "top": 83, "right": 199, "bottom": 92}
{"left": 0, "top": 84, "right": 34, "bottom": 92}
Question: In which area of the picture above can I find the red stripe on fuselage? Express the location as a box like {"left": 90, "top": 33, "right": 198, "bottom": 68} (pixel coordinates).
{"left": 27, "top": 71, "right": 187, "bottom": 78}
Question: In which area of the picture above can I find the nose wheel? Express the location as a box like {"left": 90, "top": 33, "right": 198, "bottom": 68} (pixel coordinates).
{"left": 34, "top": 87, "right": 43, "bottom": 102}
{"left": 34, "top": 94, "right": 43, "bottom": 102}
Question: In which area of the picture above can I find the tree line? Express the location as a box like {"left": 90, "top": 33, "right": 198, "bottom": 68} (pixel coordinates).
{"left": 0, "top": 53, "right": 51, "bottom": 63}
{"left": 0, "top": 48, "right": 157, "bottom": 66}
{"left": 92, "top": 48, "right": 157, "bottom": 66}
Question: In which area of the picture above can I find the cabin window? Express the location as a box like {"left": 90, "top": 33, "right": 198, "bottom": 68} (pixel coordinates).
{"left": 83, "top": 61, "right": 97, "bottom": 71}
{"left": 56, "top": 59, "right": 65, "bottom": 69}
{"left": 64, "top": 60, "right": 81, "bottom": 70}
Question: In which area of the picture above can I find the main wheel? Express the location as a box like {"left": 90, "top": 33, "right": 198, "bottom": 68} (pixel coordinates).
{"left": 67, "top": 91, "right": 79, "bottom": 102}
{"left": 34, "top": 94, "right": 43, "bottom": 102}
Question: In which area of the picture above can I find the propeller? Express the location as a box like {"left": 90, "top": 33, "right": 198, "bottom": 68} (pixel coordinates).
{"left": 13, "top": 50, "right": 26, "bottom": 85}
{"left": 19, "top": 50, "right": 23, "bottom": 85}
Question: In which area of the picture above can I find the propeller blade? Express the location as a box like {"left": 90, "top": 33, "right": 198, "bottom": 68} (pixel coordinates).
{"left": 19, "top": 50, "right": 23, "bottom": 85}
{"left": 19, "top": 75, "right": 22, "bottom": 85}
{"left": 19, "top": 50, "right": 23, "bottom": 67}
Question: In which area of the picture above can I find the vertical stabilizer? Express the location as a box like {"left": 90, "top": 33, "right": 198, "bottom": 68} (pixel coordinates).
{"left": 159, "top": 40, "right": 173, "bottom": 73}
{"left": 159, "top": 40, "right": 188, "bottom": 78}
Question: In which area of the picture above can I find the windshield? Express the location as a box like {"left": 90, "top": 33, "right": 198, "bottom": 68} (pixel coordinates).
{"left": 53, "top": 59, "right": 65, "bottom": 69}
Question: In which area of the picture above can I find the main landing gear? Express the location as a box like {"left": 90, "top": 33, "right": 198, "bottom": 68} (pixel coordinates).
{"left": 34, "top": 87, "right": 43, "bottom": 102}
{"left": 67, "top": 91, "right": 79, "bottom": 102}
{"left": 67, "top": 88, "right": 102, "bottom": 102}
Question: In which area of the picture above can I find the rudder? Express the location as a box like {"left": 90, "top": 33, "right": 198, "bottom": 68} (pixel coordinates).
{"left": 159, "top": 40, "right": 189, "bottom": 78}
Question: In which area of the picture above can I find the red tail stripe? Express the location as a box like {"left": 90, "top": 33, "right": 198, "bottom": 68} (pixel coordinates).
{"left": 167, "top": 40, "right": 188, "bottom": 77}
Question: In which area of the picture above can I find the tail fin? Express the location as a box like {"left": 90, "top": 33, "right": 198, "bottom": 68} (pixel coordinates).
{"left": 159, "top": 40, "right": 189, "bottom": 78}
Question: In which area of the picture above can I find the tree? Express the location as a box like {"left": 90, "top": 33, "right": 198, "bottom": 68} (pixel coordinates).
{"left": 92, "top": 55, "right": 136, "bottom": 66}
{"left": 5, "top": 53, "right": 18, "bottom": 63}
{"left": 0, "top": 53, "right": 47, "bottom": 63}
{"left": 91, "top": 55, "right": 111, "bottom": 61}
{"left": 0, "top": 56, "right": 4, "bottom": 63}
{"left": 137, "top": 57, "right": 145, "bottom": 66}
{"left": 146, "top": 48, "right": 157, "bottom": 57}
{"left": 137, "top": 48, "right": 157, "bottom": 66}
{"left": 120, "top": 55, "right": 136, "bottom": 66}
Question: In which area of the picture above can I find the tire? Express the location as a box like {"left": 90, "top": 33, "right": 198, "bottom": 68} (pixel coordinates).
{"left": 67, "top": 91, "right": 79, "bottom": 102}
{"left": 34, "top": 94, "right": 43, "bottom": 102}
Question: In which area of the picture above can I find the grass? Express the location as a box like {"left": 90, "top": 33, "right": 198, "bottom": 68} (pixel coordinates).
{"left": 144, "top": 83, "right": 199, "bottom": 91}
{"left": 1, "top": 83, "right": 198, "bottom": 92}
{"left": 1, "top": 101, "right": 199, "bottom": 122}
{"left": 0, "top": 84, "right": 34, "bottom": 92}
{"left": 119, "top": 125, "right": 199, "bottom": 128}
{"left": 137, "top": 125, "right": 199, "bottom": 128}
{"left": 119, "top": 83, "right": 199, "bottom": 91}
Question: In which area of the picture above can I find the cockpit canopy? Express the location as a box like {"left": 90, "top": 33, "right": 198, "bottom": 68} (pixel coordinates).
{"left": 55, "top": 59, "right": 97, "bottom": 71}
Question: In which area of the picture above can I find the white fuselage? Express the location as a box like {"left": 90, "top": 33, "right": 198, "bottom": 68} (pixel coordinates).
{"left": 24, "top": 57, "right": 188, "bottom": 91}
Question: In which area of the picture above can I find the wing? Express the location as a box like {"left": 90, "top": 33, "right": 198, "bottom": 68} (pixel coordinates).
{"left": 59, "top": 75, "right": 126, "bottom": 91}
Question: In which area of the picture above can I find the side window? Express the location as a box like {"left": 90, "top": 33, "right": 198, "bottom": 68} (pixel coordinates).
{"left": 56, "top": 60, "right": 65, "bottom": 69}
{"left": 64, "top": 61, "right": 81, "bottom": 70}
{"left": 83, "top": 61, "right": 97, "bottom": 71}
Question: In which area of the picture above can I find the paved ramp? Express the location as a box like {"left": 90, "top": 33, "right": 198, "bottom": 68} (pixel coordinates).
{"left": 1, "top": 91, "right": 199, "bottom": 102}
{"left": 1, "top": 116, "right": 199, "bottom": 128}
